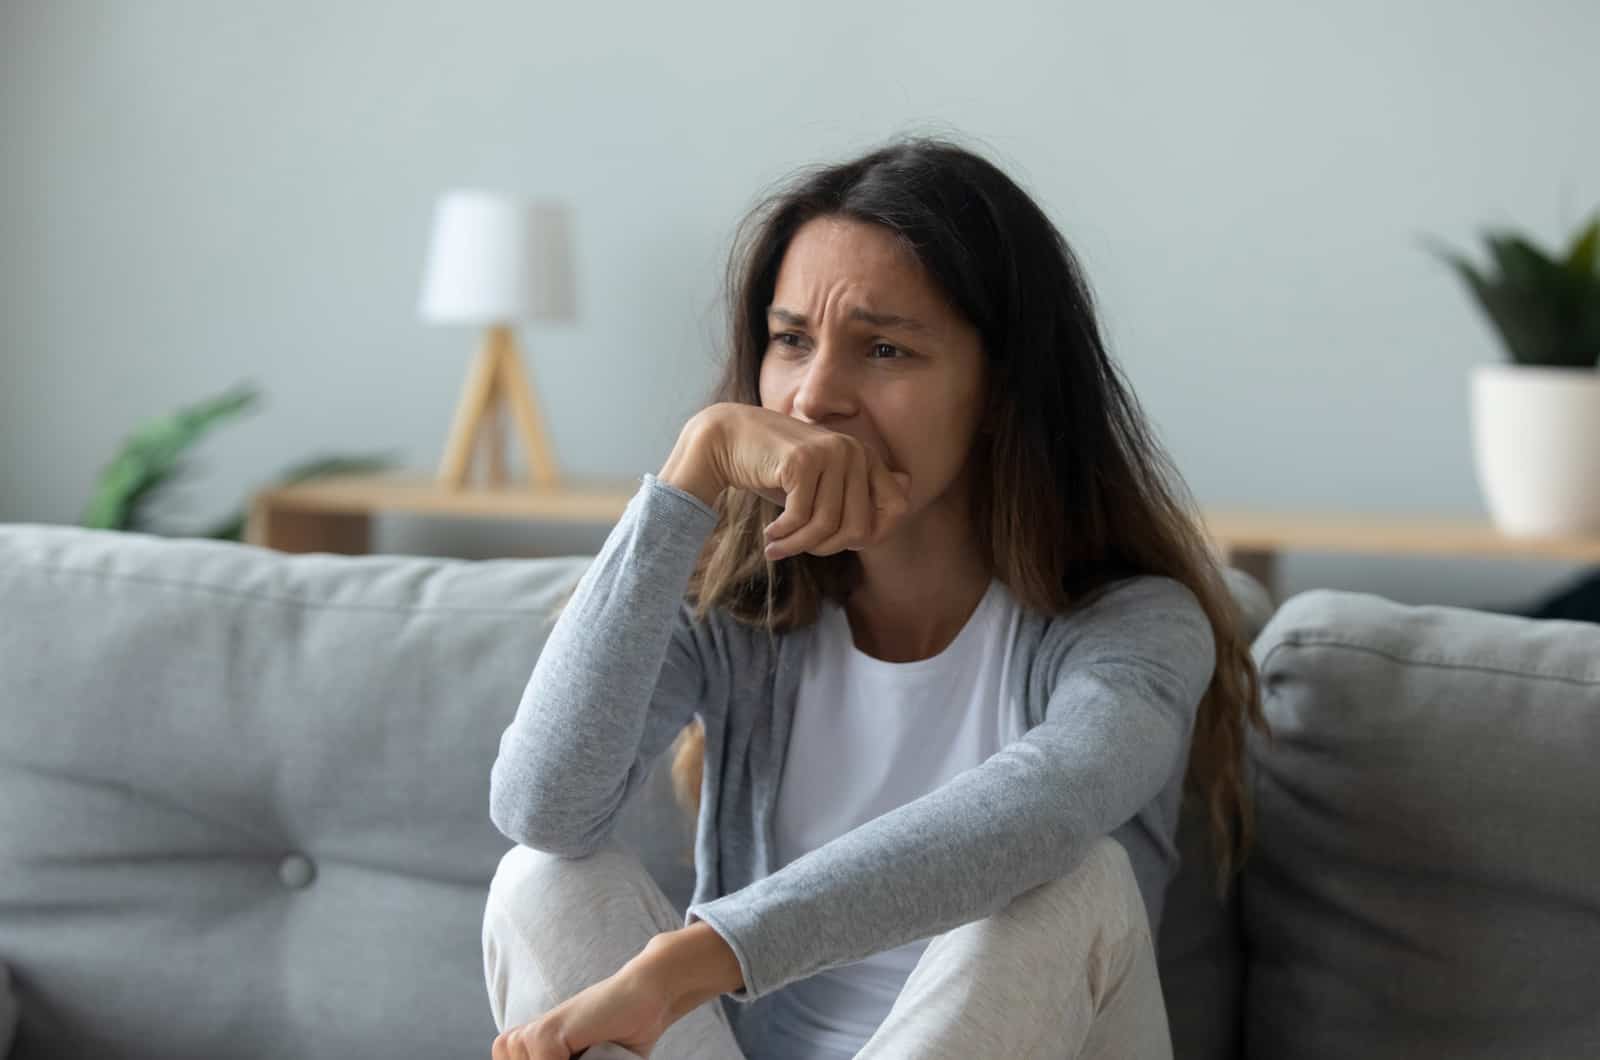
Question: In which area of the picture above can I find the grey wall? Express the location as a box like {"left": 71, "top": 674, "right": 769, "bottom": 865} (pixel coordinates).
{"left": 3, "top": 0, "right": 1596, "bottom": 609}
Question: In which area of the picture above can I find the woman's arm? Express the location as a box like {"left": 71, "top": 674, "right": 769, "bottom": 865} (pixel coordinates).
{"left": 684, "top": 575, "right": 1216, "bottom": 1001}
{"left": 633, "top": 920, "right": 747, "bottom": 1015}
{"left": 487, "top": 457, "right": 725, "bottom": 857}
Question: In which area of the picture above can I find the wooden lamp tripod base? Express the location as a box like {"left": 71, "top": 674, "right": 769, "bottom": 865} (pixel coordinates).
{"left": 437, "top": 324, "right": 561, "bottom": 490}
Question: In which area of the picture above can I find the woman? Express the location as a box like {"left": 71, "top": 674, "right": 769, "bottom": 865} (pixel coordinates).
{"left": 482, "top": 135, "right": 1266, "bottom": 1060}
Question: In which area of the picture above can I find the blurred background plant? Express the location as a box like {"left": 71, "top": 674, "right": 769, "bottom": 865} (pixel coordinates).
{"left": 1425, "top": 213, "right": 1600, "bottom": 625}
{"left": 80, "top": 382, "right": 399, "bottom": 540}
{"left": 1425, "top": 213, "right": 1600, "bottom": 369}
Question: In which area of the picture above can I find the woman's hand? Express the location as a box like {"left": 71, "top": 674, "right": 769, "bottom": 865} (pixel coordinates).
{"left": 490, "top": 962, "right": 670, "bottom": 1059}
{"left": 490, "top": 922, "right": 742, "bottom": 1059}
{"left": 658, "top": 402, "right": 914, "bottom": 561}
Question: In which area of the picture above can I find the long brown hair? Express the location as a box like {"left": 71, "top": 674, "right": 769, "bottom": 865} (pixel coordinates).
{"left": 667, "top": 135, "right": 1268, "bottom": 898}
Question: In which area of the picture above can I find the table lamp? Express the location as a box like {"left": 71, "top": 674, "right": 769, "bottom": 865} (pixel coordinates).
{"left": 419, "top": 189, "right": 576, "bottom": 490}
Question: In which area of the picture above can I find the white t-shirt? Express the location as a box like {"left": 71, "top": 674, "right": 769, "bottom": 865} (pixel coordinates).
{"left": 763, "top": 576, "right": 1027, "bottom": 1060}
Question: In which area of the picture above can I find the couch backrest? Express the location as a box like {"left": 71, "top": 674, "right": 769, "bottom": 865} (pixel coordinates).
{"left": 0, "top": 524, "right": 694, "bottom": 1060}
{"left": 1238, "top": 589, "right": 1600, "bottom": 1059}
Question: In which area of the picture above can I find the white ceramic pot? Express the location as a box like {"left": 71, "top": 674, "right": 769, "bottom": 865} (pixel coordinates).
{"left": 1470, "top": 363, "right": 1600, "bottom": 536}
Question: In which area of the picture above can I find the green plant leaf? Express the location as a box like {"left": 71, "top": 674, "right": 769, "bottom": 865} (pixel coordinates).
{"left": 1565, "top": 215, "right": 1599, "bottom": 276}
{"left": 1429, "top": 224, "right": 1600, "bottom": 368}
{"left": 1421, "top": 233, "right": 1496, "bottom": 315}
{"left": 80, "top": 383, "right": 261, "bottom": 531}
{"left": 1485, "top": 233, "right": 1561, "bottom": 291}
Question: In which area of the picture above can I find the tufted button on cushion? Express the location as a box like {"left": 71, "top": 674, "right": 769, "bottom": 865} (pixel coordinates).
{"left": 278, "top": 854, "right": 316, "bottom": 890}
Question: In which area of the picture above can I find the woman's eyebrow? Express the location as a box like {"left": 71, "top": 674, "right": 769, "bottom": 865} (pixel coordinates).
{"left": 767, "top": 305, "right": 932, "bottom": 334}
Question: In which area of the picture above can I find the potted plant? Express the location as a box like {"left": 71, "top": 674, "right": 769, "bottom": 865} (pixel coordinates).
{"left": 1428, "top": 214, "right": 1600, "bottom": 535}
{"left": 81, "top": 381, "right": 398, "bottom": 540}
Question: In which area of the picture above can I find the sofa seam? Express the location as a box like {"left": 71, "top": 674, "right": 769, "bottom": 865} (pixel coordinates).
{"left": 1258, "top": 632, "right": 1600, "bottom": 687}
{"left": 0, "top": 561, "right": 585, "bottom": 617}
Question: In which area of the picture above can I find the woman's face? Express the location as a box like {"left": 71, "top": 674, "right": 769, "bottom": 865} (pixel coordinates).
{"left": 757, "top": 216, "right": 987, "bottom": 523}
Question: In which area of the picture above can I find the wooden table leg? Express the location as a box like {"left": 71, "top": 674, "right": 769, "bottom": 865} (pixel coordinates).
{"left": 245, "top": 497, "right": 371, "bottom": 555}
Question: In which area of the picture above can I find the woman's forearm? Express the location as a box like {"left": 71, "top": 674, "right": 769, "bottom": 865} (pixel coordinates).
{"left": 487, "top": 473, "right": 720, "bottom": 854}
{"left": 628, "top": 921, "right": 745, "bottom": 1020}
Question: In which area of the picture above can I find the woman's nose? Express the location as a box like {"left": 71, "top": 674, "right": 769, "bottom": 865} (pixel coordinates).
{"left": 792, "top": 348, "right": 857, "bottom": 422}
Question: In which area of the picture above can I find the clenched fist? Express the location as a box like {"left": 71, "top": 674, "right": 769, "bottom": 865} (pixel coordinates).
{"left": 659, "top": 403, "right": 914, "bottom": 562}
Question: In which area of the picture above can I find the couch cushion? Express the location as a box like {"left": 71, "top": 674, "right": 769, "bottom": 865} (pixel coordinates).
{"left": 1242, "top": 589, "right": 1600, "bottom": 1059}
{"left": 0, "top": 524, "right": 688, "bottom": 1060}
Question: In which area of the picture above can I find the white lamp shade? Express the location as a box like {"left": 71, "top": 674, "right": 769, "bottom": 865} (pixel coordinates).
{"left": 418, "top": 190, "right": 576, "bottom": 325}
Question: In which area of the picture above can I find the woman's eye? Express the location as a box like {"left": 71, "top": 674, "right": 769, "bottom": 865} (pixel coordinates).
{"left": 768, "top": 333, "right": 902, "bottom": 359}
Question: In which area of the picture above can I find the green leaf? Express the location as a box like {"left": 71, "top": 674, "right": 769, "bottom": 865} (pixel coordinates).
{"left": 83, "top": 381, "right": 410, "bottom": 541}
{"left": 1485, "top": 233, "right": 1561, "bottom": 290}
{"left": 80, "top": 383, "right": 261, "bottom": 531}
{"left": 1428, "top": 224, "right": 1600, "bottom": 368}
{"left": 1565, "top": 215, "right": 1599, "bottom": 276}
{"left": 1421, "top": 233, "right": 1492, "bottom": 306}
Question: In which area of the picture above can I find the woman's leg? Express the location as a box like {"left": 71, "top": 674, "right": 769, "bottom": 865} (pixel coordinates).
{"left": 856, "top": 836, "right": 1173, "bottom": 1060}
{"left": 481, "top": 840, "right": 746, "bottom": 1060}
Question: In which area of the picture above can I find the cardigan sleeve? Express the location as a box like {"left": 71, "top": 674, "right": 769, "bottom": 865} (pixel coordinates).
{"left": 488, "top": 473, "right": 725, "bottom": 857}
{"left": 684, "top": 574, "right": 1216, "bottom": 1001}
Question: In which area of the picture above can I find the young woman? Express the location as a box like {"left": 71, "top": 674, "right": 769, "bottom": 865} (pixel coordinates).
{"left": 482, "top": 136, "right": 1266, "bottom": 1060}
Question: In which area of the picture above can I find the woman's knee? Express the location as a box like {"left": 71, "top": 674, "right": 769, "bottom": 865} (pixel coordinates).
{"left": 488, "top": 840, "right": 646, "bottom": 919}
{"left": 1000, "top": 837, "right": 1150, "bottom": 959}
{"left": 482, "top": 840, "right": 676, "bottom": 1030}
{"left": 484, "top": 839, "right": 683, "bottom": 962}
{"left": 896, "top": 837, "right": 1157, "bottom": 1042}
{"left": 1065, "top": 836, "right": 1147, "bottom": 934}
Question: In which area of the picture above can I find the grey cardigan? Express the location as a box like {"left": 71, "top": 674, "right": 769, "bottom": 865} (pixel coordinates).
{"left": 489, "top": 473, "right": 1216, "bottom": 1051}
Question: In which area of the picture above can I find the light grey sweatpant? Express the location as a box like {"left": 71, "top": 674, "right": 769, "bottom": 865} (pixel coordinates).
{"left": 482, "top": 835, "right": 1173, "bottom": 1059}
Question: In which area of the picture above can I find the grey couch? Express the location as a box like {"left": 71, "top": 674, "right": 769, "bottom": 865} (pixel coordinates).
{"left": 0, "top": 523, "right": 1595, "bottom": 1059}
